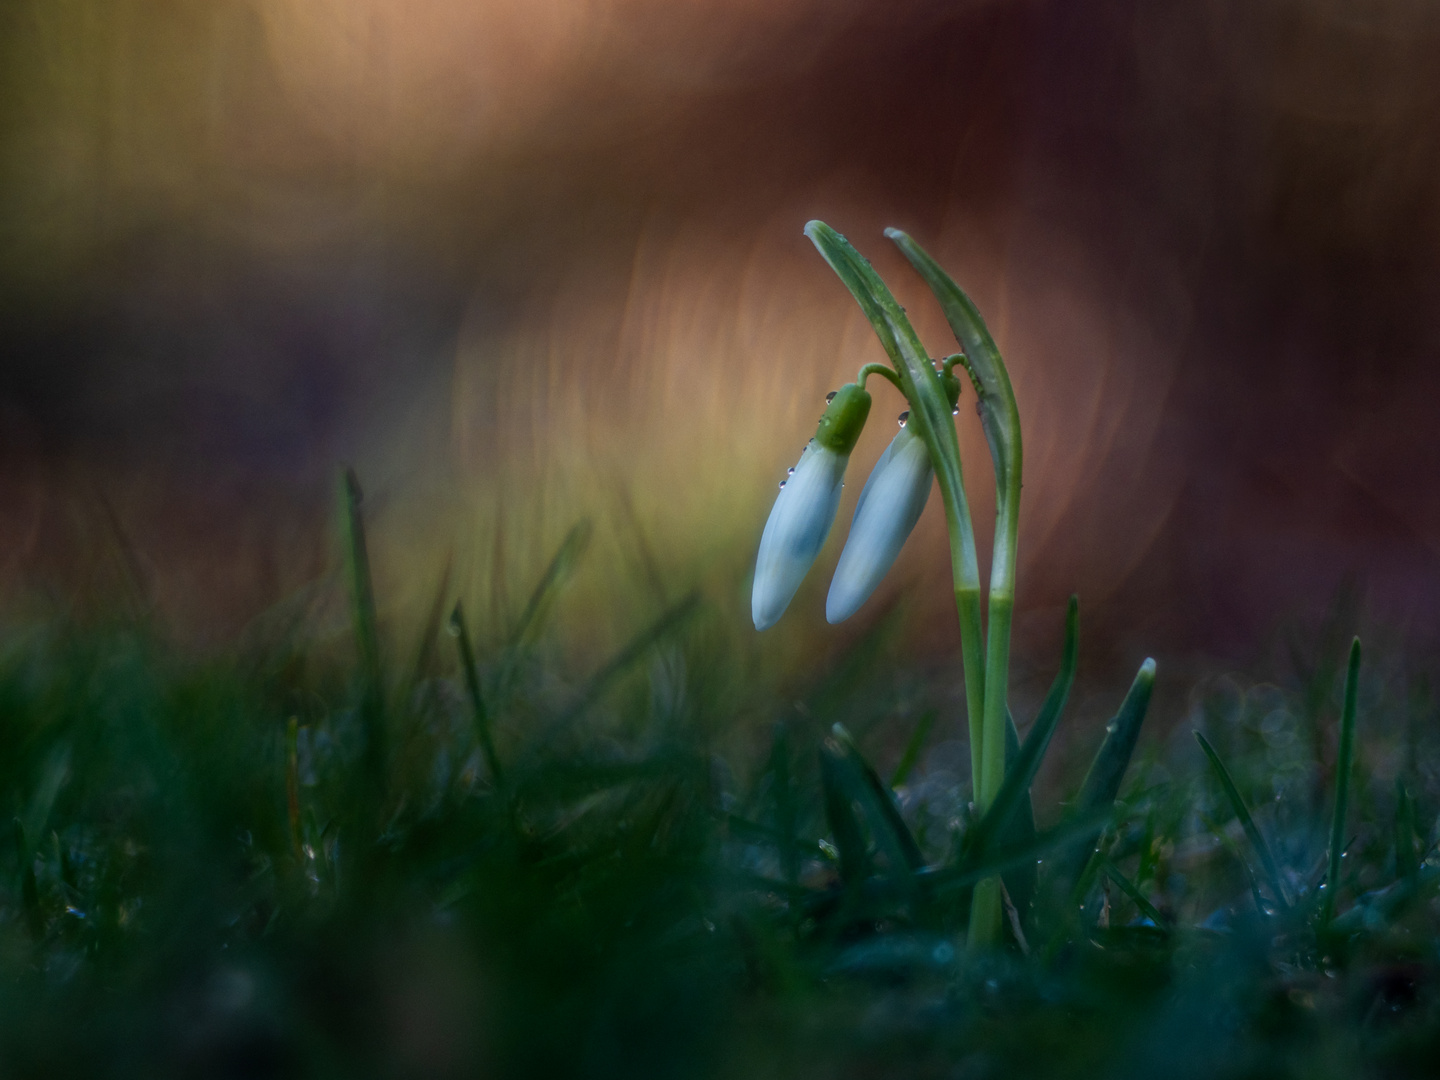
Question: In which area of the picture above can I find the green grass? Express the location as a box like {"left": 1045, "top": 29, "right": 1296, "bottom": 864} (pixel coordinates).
{"left": 0, "top": 518, "right": 1438, "bottom": 1079}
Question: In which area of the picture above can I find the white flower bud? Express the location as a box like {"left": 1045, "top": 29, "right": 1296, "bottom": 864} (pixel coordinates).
{"left": 752, "top": 440, "right": 850, "bottom": 631}
{"left": 825, "top": 424, "right": 933, "bottom": 623}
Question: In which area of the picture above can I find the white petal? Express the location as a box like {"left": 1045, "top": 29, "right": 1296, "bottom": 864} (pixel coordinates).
{"left": 826, "top": 427, "right": 932, "bottom": 623}
{"left": 752, "top": 443, "right": 848, "bottom": 630}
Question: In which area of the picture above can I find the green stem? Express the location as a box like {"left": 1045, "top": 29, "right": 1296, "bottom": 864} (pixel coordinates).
{"left": 857, "top": 362, "right": 903, "bottom": 392}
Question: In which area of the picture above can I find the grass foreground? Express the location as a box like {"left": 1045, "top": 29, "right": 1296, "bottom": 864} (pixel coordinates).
{"left": 0, "top": 507, "right": 1437, "bottom": 1080}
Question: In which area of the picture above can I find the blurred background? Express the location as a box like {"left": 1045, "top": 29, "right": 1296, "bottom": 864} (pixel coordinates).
{"left": 2, "top": 0, "right": 1439, "bottom": 678}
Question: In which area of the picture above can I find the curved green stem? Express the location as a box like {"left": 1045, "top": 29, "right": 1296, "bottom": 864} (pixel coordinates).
{"left": 857, "top": 362, "right": 903, "bottom": 393}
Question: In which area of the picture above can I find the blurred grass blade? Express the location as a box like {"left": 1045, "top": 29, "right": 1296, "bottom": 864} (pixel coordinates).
{"left": 968, "top": 597, "right": 1079, "bottom": 859}
{"left": 544, "top": 593, "right": 701, "bottom": 738}
{"left": 1322, "top": 637, "right": 1362, "bottom": 929}
{"left": 1102, "top": 860, "right": 1171, "bottom": 930}
{"left": 340, "top": 468, "right": 382, "bottom": 694}
{"left": 512, "top": 519, "right": 593, "bottom": 648}
{"left": 889, "top": 709, "right": 936, "bottom": 789}
{"left": 830, "top": 724, "right": 924, "bottom": 873}
{"left": 1195, "top": 731, "right": 1290, "bottom": 912}
{"left": 340, "top": 467, "right": 386, "bottom": 799}
{"left": 1396, "top": 777, "right": 1419, "bottom": 881}
{"left": 450, "top": 601, "right": 503, "bottom": 786}
{"left": 819, "top": 740, "right": 870, "bottom": 889}
{"left": 403, "top": 556, "right": 453, "bottom": 697}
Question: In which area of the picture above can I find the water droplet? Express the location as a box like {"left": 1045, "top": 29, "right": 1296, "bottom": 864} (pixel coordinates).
{"left": 778, "top": 480, "right": 786, "bottom": 490}
{"left": 898, "top": 410, "right": 910, "bottom": 426}
{"left": 787, "top": 467, "right": 795, "bottom": 475}
{"left": 1105, "top": 721, "right": 1118, "bottom": 735}
{"left": 952, "top": 406, "right": 960, "bottom": 416}
{"left": 825, "top": 390, "right": 838, "bottom": 402}
{"left": 446, "top": 612, "right": 462, "bottom": 637}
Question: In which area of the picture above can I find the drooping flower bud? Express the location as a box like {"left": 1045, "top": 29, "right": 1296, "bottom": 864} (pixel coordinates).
{"left": 825, "top": 419, "right": 932, "bottom": 623}
{"left": 825, "top": 376, "right": 960, "bottom": 623}
{"left": 752, "top": 383, "right": 871, "bottom": 631}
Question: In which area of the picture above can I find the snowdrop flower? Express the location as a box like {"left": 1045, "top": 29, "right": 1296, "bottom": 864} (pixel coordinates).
{"left": 825, "top": 415, "right": 933, "bottom": 623}
{"left": 752, "top": 383, "right": 871, "bottom": 631}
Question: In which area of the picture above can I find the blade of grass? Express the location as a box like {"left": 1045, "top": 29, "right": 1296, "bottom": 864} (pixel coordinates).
{"left": 450, "top": 601, "right": 503, "bottom": 786}
{"left": 1053, "top": 659, "right": 1155, "bottom": 892}
{"left": 889, "top": 709, "right": 936, "bottom": 789}
{"left": 830, "top": 724, "right": 925, "bottom": 873}
{"left": 534, "top": 593, "right": 702, "bottom": 744}
{"left": 340, "top": 468, "right": 385, "bottom": 804}
{"left": 402, "top": 555, "right": 453, "bottom": 698}
{"left": 511, "top": 519, "right": 593, "bottom": 649}
{"left": 1195, "top": 731, "right": 1290, "bottom": 912}
{"left": 1102, "top": 860, "right": 1171, "bottom": 930}
{"left": 1321, "top": 637, "right": 1362, "bottom": 930}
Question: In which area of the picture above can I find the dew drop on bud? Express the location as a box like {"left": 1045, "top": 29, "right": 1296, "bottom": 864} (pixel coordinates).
{"left": 778, "top": 480, "right": 786, "bottom": 490}
{"left": 898, "top": 410, "right": 910, "bottom": 427}
{"left": 787, "top": 467, "right": 795, "bottom": 475}
{"left": 825, "top": 390, "right": 838, "bottom": 402}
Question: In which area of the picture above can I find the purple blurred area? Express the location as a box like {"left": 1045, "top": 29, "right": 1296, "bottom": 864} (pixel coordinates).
{"left": 1, "top": 0, "right": 1438, "bottom": 659}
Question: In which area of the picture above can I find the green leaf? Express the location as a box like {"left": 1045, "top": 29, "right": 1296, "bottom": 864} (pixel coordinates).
{"left": 884, "top": 228, "right": 1021, "bottom": 504}
{"left": 1322, "top": 637, "right": 1362, "bottom": 930}
{"left": 1195, "top": 731, "right": 1290, "bottom": 912}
